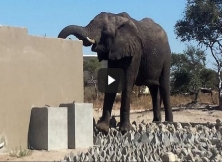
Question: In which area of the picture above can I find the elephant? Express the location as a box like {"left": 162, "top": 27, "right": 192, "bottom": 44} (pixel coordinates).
{"left": 58, "top": 12, "right": 173, "bottom": 134}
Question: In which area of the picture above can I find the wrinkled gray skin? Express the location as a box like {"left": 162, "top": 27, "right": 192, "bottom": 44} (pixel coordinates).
{"left": 58, "top": 12, "right": 173, "bottom": 134}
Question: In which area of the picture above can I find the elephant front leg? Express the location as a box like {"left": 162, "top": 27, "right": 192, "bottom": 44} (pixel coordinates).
{"left": 119, "top": 75, "right": 135, "bottom": 134}
{"left": 96, "top": 92, "right": 116, "bottom": 134}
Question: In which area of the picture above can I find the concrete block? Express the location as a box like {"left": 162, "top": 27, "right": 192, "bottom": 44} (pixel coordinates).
{"left": 28, "top": 107, "right": 68, "bottom": 150}
{"left": 59, "top": 103, "right": 93, "bottom": 149}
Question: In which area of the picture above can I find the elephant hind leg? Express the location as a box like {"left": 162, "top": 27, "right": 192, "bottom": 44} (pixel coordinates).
{"left": 159, "top": 86, "right": 173, "bottom": 122}
{"left": 159, "top": 62, "right": 173, "bottom": 122}
{"left": 149, "top": 85, "right": 161, "bottom": 122}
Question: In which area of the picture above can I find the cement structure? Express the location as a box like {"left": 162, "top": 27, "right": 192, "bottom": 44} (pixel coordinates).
{"left": 0, "top": 25, "right": 84, "bottom": 151}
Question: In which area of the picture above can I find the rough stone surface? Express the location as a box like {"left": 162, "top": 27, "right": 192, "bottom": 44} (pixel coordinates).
{"left": 62, "top": 118, "right": 222, "bottom": 161}
{"left": 161, "top": 152, "right": 177, "bottom": 162}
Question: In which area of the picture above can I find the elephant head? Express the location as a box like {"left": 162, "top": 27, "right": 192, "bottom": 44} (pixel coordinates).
{"left": 58, "top": 12, "right": 142, "bottom": 62}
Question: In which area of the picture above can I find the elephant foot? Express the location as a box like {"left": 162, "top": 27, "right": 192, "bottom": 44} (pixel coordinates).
{"left": 165, "top": 117, "right": 173, "bottom": 122}
{"left": 119, "top": 121, "right": 133, "bottom": 134}
{"left": 152, "top": 116, "right": 161, "bottom": 122}
{"left": 165, "top": 112, "right": 173, "bottom": 122}
{"left": 96, "top": 121, "right": 110, "bottom": 135}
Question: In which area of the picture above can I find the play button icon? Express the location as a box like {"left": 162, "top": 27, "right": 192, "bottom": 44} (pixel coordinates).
{"left": 108, "top": 75, "right": 115, "bottom": 85}
{"left": 98, "top": 68, "right": 124, "bottom": 93}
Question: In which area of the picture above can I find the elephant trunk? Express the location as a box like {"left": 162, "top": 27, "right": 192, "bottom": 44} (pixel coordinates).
{"left": 58, "top": 25, "right": 93, "bottom": 46}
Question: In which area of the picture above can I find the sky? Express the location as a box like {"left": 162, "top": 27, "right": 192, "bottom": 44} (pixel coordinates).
{"left": 0, "top": 0, "right": 216, "bottom": 69}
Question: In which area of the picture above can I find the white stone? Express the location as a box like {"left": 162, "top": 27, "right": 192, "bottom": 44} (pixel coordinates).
{"left": 161, "top": 152, "right": 177, "bottom": 162}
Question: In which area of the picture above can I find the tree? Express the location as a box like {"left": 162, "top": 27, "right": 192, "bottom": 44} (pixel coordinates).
{"left": 171, "top": 68, "right": 191, "bottom": 94}
{"left": 185, "top": 45, "right": 206, "bottom": 102}
{"left": 171, "top": 52, "right": 191, "bottom": 94}
{"left": 200, "top": 68, "right": 218, "bottom": 88}
{"left": 174, "top": 0, "right": 222, "bottom": 107}
{"left": 83, "top": 57, "right": 101, "bottom": 100}
{"left": 171, "top": 52, "right": 188, "bottom": 72}
{"left": 170, "top": 45, "right": 207, "bottom": 102}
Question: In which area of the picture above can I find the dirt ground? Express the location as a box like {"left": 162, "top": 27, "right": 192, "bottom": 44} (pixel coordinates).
{"left": 1, "top": 104, "right": 222, "bottom": 161}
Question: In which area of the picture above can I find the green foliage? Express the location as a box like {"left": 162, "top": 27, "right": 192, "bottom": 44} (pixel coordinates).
{"left": 83, "top": 57, "right": 101, "bottom": 77}
{"left": 171, "top": 45, "right": 216, "bottom": 95}
{"left": 200, "top": 68, "right": 218, "bottom": 88}
{"left": 171, "top": 45, "right": 206, "bottom": 72}
{"left": 174, "top": 0, "right": 222, "bottom": 47}
{"left": 171, "top": 52, "right": 187, "bottom": 72}
{"left": 172, "top": 69, "right": 191, "bottom": 93}
{"left": 174, "top": 0, "right": 222, "bottom": 102}
{"left": 185, "top": 45, "right": 206, "bottom": 93}
{"left": 184, "top": 45, "right": 206, "bottom": 69}
{"left": 83, "top": 57, "right": 102, "bottom": 100}
{"left": 83, "top": 57, "right": 101, "bottom": 83}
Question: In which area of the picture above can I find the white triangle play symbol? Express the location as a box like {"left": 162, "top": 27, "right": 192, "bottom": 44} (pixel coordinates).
{"left": 108, "top": 75, "right": 115, "bottom": 85}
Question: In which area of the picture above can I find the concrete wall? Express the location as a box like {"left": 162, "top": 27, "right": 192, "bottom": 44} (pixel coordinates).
{"left": 0, "top": 26, "right": 84, "bottom": 150}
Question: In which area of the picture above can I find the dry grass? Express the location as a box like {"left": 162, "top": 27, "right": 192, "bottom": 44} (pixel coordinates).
{"left": 84, "top": 86, "right": 218, "bottom": 110}
{"left": 9, "top": 146, "right": 32, "bottom": 158}
{"left": 198, "top": 92, "right": 218, "bottom": 105}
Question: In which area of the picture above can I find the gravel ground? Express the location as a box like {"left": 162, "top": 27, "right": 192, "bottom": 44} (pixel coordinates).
{"left": 1, "top": 103, "right": 222, "bottom": 161}
{"left": 64, "top": 120, "right": 222, "bottom": 161}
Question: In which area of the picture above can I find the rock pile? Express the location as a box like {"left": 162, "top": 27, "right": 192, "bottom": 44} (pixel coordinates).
{"left": 63, "top": 119, "right": 222, "bottom": 162}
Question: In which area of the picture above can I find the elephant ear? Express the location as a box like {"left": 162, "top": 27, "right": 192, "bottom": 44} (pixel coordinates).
{"left": 108, "top": 19, "right": 141, "bottom": 60}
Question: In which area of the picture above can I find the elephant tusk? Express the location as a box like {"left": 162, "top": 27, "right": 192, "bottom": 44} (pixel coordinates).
{"left": 86, "top": 37, "right": 95, "bottom": 44}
